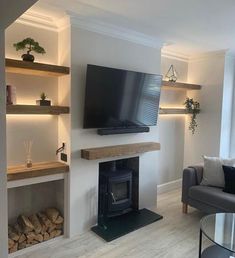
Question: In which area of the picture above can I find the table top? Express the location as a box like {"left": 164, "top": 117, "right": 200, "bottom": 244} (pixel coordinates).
{"left": 201, "top": 213, "right": 235, "bottom": 253}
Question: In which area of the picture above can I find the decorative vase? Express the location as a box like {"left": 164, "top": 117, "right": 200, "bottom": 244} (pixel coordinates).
{"left": 24, "top": 140, "right": 33, "bottom": 168}
{"left": 21, "top": 53, "right": 35, "bottom": 62}
{"left": 26, "top": 156, "right": 32, "bottom": 168}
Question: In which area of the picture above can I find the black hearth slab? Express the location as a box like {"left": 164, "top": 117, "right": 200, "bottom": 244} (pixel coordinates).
{"left": 91, "top": 208, "right": 163, "bottom": 242}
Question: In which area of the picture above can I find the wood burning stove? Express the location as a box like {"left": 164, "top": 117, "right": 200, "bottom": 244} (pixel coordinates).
{"left": 99, "top": 168, "right": 133, "bottom": 221}
{"left": 93, "top": 157, "right": 163, "bottom": 242}
{"left": 98, "top": 161, "right": 134, "bottom": 226}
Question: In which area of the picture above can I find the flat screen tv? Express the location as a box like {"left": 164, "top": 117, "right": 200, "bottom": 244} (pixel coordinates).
{"left": 83, "top": 64, "right": 162, "bottom": 130}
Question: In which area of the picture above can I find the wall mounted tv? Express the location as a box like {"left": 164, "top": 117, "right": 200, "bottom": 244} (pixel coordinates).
{"left": 83, "top": 64, "right": 162, "bottom": 135}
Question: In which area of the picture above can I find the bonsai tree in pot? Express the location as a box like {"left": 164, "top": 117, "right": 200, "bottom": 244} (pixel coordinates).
{"left": 13, "top": 38, "right": 46, "bottom": 62}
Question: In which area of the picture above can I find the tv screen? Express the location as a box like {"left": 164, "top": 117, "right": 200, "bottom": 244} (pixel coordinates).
{"left": 83, "top": 64, "right": 162, "bottom": 129}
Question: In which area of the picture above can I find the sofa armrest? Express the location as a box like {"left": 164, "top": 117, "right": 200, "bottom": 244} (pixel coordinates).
{"left": 188, "top": 165, "right": 203, "bottom": 184}
{"left": 181, "top": 165, "right": 204, "bottom": 204}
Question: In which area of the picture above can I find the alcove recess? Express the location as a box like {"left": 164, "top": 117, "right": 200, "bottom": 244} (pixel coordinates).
{"left": 8, "top": 180, "right": 65, "bottom": 253}
{"left": 6, "top": 58, "right": 70, "bottom": 181}
{"left": 5, "top": 41, "right": 70, "bottom": 257}
{"left": 159, "top": 80, "right": 202, "bottom": 115}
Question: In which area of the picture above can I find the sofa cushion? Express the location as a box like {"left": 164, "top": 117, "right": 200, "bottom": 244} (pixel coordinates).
{"left": 189, "top": 185, "right": 235, "bottom": 212}
{"left": 201, "top": 156, "right": 235, "bottom": 188}
{"left": 223, "top": 165, "right": 235, "bottom": 194}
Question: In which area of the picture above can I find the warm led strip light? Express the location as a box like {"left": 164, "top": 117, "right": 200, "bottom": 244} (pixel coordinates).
{"left": 159, "top": 107, "right": 187, "bottom": 115}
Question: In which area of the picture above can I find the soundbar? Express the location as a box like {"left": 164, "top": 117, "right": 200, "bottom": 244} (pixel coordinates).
{"left": 97, "top": 127, "right": 150, "bottom": 135}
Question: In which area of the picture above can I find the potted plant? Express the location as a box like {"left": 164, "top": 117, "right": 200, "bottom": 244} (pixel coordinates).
{"left": 184, "top": 97, "right": 200, "bottom": 134}
{"left": 36, "top": 92, "right": 51, "bottom": 106}
{"left": 13, "top": 38, "right": 46, "bottom": 62}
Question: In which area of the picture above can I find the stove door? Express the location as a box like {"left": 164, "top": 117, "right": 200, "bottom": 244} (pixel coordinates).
{"left": 108, "top": 174, "right": 132, "bottom": 216}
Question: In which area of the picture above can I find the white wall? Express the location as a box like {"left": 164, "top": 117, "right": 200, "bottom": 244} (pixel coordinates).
{"left": 58, "top": 24, "right": 71, "bottom": 237}
{"left": 184, "top": 53, "right": 226, "bottom": 166}
{"left": 162, "top": 51, "right": 234, "bottom": 167}
{"left": 159, "top": 56, "right": 188, "bottom": 183}
{"left": 6, "top": 22, "right": 58, "bottom": 64}
{"left": 58, "top": 24, "right": 71, "bottom": 160}
{"left": 5, "top": 22, "right": 59, "bottom": 166}
{"left": 0, "top": 28, "right": 8, "bottom": 258}
{"left": 69, "top": 26, "right": 162, "bottom": 235}
{"left": 220, "top": 54, "right": 235, "bottom": 158}
{"left": 5, "top": 19, "right": 72, "bottom": 238}
{"left": 0, "top": 2, "right": 38, "bottom": 256}
{"left": 0, "top": 0, "right": 37, "bottom": 29}
{"left": 3, "top": 14, "right": 232, "bottom": 246}
{"left": 161, "top": 56, "right": 188, "bottom": 82}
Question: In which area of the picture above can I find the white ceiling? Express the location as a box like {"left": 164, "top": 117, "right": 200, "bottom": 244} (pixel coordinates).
{"left": 29, "top": 0, "right": 235, "bottom": 56}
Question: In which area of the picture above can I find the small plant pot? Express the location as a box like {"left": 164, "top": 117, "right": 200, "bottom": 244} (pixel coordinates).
{"left": 36, "top": 100, "right": 51, "bottom": 106}
{"left": 21, "top": 53, "right": 35, "bottom": 62}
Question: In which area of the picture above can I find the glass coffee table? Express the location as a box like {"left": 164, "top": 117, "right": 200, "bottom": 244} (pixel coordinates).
{"left": 199, "top": 213, "right": 235, "bottom": 258}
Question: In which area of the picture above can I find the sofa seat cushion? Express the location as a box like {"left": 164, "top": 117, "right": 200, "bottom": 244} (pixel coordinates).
{"left": 189, "top": 185, "right": 235, "bottom": 212}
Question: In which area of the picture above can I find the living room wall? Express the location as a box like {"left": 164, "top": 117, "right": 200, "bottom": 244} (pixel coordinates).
{"left": 3, "top": 17, "right": 192, "bottom": 238}
{"left": 0, "top": 2, "right": 38, "bottom": 257}
{"left": 1, "top": 4, "right": 235, "bottom": 255}
{"left": 184, "top": 52, "right": 227, "bottom": 166}
{"left": 0, "top": 28, "right": 8, "bottom": 258}
{"left": 5, "top": 22, "right": 59, "bottom": 166}
{"left": 4, "top": 13, "right": 232, "bottom": 242}
{"left": 159, "top": 56, "right": 188, "bottom": 185}
{"left": 0, "top": 0, "right": 37, "bottom": 29}
{"left": 3, "top": 15, "right": 232, "bottom": 242}
{"left": 161, "top": 51, "right": 233, "bottom": 170}
{"left": 223, "top": 54, "right": 235, "bottom": 158}
{"left": 68, "top": 24, "right": 192, "bottom": 235}
{"left": 69, "top": 26, "right": 162, "bottom": 235}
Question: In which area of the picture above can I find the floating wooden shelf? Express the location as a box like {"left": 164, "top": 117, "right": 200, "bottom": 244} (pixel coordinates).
{"left": 7, "top": 161, "right": 69, "bottom": 181}
{"left": 5, "top": 58, "right": 70, "bottom": 77}
{"left": 7, "top": 105, "right": 70, "bottom": 115}
{"left": 81, "top": 142, "right": 161, "bottom": 160}
{"left": 159, "top": 108, "right": 187, "bottom": 115}
{"left": 162, "top": 80, "right": 201, "bottom": 90}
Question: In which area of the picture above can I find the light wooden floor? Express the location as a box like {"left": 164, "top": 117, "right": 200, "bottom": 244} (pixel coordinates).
{"left": 15, "top": 189, "right": 204, "bottom": 258}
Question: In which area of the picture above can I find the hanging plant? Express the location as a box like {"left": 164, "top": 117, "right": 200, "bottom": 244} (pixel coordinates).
{"left": 184, "top": 97, "right": 200, "bottom": 134}
{"left": 13, "top": 38, "right": 46, "bottom": 62}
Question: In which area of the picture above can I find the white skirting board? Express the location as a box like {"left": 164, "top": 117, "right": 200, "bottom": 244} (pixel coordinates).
{"left": 157, "top": 179, "right": 182, "bottom": 194}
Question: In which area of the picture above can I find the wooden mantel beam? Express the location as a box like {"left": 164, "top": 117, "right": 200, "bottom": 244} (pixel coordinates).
{"left": 81, "top": 142, "right": 161, "bottom": 160}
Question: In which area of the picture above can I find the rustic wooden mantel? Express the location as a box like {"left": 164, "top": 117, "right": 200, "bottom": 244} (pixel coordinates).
{"left": 81, "top": 142, "right": 161, "bottom": 160}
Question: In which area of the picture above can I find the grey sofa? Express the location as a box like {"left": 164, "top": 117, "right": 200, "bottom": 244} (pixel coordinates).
{"left": 181, "top": 165, "right": 235, "bottom": 214}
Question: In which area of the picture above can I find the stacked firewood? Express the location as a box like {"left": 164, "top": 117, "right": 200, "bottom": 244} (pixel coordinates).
{"left": 8, "top": 208, "right": 63, "bottom": 253}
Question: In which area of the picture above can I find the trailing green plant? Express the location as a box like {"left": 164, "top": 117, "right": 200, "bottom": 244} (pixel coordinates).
{"left": 40, "top": 92, "right": 47, "bottom": 101}
{"left": 184, "top": 97, "right": 200, "bottom": 134}
{"left": 13, "top": 38, "right": 46, "bottom": 55}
